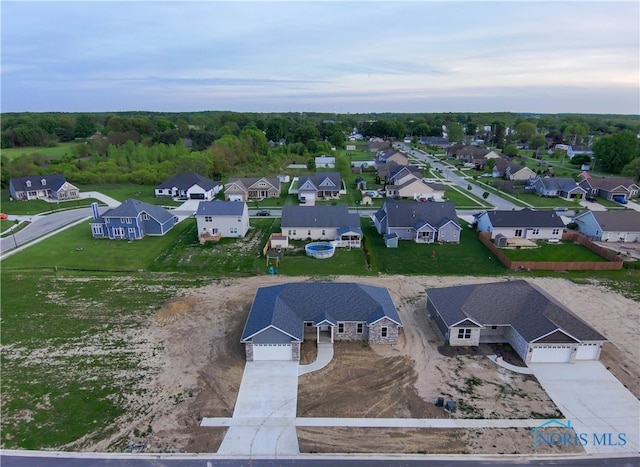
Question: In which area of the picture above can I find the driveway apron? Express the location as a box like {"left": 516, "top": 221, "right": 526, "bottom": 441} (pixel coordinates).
{"left": 217, "top": 361, "right": 299, "bottom": 456}
{"left": 529, "top": 361, "right": 640, "bottom": 454}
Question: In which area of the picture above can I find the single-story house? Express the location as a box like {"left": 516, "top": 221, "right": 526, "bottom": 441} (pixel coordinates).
{"left": 10, "top": 173, "right": 80, "bottom": 201}
{"left": 195, "top": 200, "right": 249, "bottom": 239}
{"left": 573, "top": 210, "right": 640, "bottom": 242}
{"left": 374, "top": 200, "right": 461, "bottom": 244}
{"left": 368, "top": 139, "right": 391, "bottom": 152}
{"left": 224, "top": 177, "right": 281, "bottom": 201}
{"left": 281, "top": 205, "right": 362, "bottom": 247}
{"left": 376, "top": 149, "right": 408, "bottom": 166}
{"left": 385, "top": 174, "right": 446, "bottom": 201}
{"left": 90, "top": 199, "right": 176, "bottom": 240}
{"left": 492, "top": 159, "right": 537, "bottom": 181}
{"left": 315, "top": 156, "right": 335, "bottom": 168}
{"left": 426, "top": 280, "right": 606, "bottom": 364}
{"left": 530, "top": 177, "right": 586, "bottom": 199}
{"left": 475, "top": 209, "right": 565, "bottom": 241}
{"left": 297, "top": 172, "right": 342, "bottom": 203}
{"left": 241, "top": 282, "right": 402, "bottom": 361}
{"left": 419, "top": 136, "right": 451, "bottom": 148}
{"left": 578, "top": 177, "right": 640, "bottom": 201}
{"left": 154, "top": 173, "right": 222, "bottom": 200}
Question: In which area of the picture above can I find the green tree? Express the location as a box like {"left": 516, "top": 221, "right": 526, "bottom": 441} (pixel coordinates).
{"left": 503, "top": 143, "right": 518, "bottom": 157}
{"left": 592, "top": 130, "right": 640, "bottom": 174}
{"left": 621, "top": 157, "right": 640, "bottom": 182}
{"left": 447, "top": 122, "right": 464, "bottom": 143}
{"left": 514, "top": 122, "right": 537, "bottom": 144}
{"left": 530, "top": 134, "right": 547, "bottom": 156}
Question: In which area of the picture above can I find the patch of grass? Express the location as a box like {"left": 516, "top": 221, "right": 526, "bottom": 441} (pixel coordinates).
{"left": 0, "top": 142, "right": 80, "bottom": 160}
{"left": 274, "top": 244, "right": 373, "bottom": 276}
{"left": 1, "top": 219, "right": 195, "bottom": 271}
{"left": 77, "top": 184, "right": 182, "bottom": 206}
{"left": 364, "top": 218, "right": 507, "bottom": 276}
{"left": 500, "top": 241, "right": 606, "bottom": 262}
{"left": 444, "top": 187, "right": 489, "bottom": 208}
{"left": 0, "top": 190, "right": 102, "bottom": 215}
{"left": 510, "top": 193, "right": 576, "bottom": 208}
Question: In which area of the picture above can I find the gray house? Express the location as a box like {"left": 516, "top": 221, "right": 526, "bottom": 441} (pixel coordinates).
{"left": 573, "top": 210, "right": 640, "bottom": 242}
{"left": 241, "top": 282, "right": 402, "bottom": 361}
{"left": 530, "top": 177, "right": 586, "bottom": 199}
{"left": 578, "top": 177, "right": 640, "bottom": 202}
{"left": 426, "top": 280, "right": 606, "bottom": 364}
{"left": 475, "top": 209, "right": 565, "bottom": 241}
{"left": 281, "top": 205, "right": 362, "bottom": 247}
{"left": 298, "top": 172, "right": 342, "bottom": 203}
{"left": 374, "top": 200, "right": 461, "bottom": 244}
{"left": 10, "top": 173, "right": 80, "bottom": 201}
{"left": 196, "top": 200, "right": 249, "bottom": 239}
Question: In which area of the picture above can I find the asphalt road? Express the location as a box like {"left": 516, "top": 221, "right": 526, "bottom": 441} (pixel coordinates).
{"left": 394, "top": 142, "right": 518, "bottom": 210}
{"left": 0, "top": 208, "right": 98, "bottom": 255}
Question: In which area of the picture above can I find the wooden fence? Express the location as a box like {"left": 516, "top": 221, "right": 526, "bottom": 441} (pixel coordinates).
{"left": 479, "top": 231, "right": 624, "bottom": 271}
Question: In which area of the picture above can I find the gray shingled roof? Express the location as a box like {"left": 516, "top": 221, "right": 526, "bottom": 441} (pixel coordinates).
{"left": 155, "top": 173, "right": 219, "bottom": 191}
{"left": 281, "top": 205, "right": 359, "bottom": 228}
{"left": 536, "top": 177, "right": 584, "bottom": 192}
{"left": 298, "top": 172, "right": 341, "bottom": 190}
{"left": 426, "top": 280, "right": 606, "bottom": 343}
{"left": 484, "top": 209, "right": 565, "bottom": 228}
{"left": 582, "top": 178, "right": 638, "bottom": 191}
{"left": 588, "top": 211, "right": 640, "bottom": 232}
{"left": 196, "top": 200, "right": 246, "bottom": 216}
{"left": 10, "top": 173, "right": 69, "bottom": 192}
{"left": 241, "top": 283, "right": 402, "bottom": 342}
{"left": 378, "top": 200, "right": 459, "bottom": 229}
{"left": 98, "top": 198, "right": 174, "bottom": 224}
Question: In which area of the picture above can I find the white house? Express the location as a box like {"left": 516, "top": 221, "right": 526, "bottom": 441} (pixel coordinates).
{"left": 196, "top": 200, "right": 249, "bottom": 239}
{"left": 475, "top": 209, "right": 565, "bottom": 241}
{"left": 315, "top": 156, "right": 335, "bottom": 168}
{"left": 155, "top": 173, "right": 222, "bottom": 200}
{"left": 281, "top": 205, "right": 362, "bottom": 247}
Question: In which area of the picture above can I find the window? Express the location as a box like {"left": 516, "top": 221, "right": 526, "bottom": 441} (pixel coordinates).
{"left": 128, "top": 228, "right": 136, "bottom": 236}
{"left": 230, "top": 227, "right": 238, "bottom": 234}
{"left": 205, "top": 216, "right": 212, "bottom": 222}
{"left": 457, "top": 328, "right": 472, "bottom": 339}
{"left": 552, "top": 228, "right": 559, "bottom": 235}
{"left": 381, "top": 327, "right": 388, "bottom": 338}
{"left": 112, "top": 227, "right": 124, "bottom": 237}
{"left": 532, "top": 228, "right": 539, "bottom": 235}
{"left": 357, "top": 323, "right": 363, "bottom": 334}
{"left": 105, "top": 218, "right": 110, "bottom": 223}
{"left": 322, "top": 229, "right": 325, "bottom": 236}
{"left": 288, "top": 230, "right": 292, "bottom": 235}
{"left": 142, "top": 213, "right": 150, "bottom": 220}
{"left": 26, "top": 180, "right": 32, "bottom": 187}
{"left": 125, "top": 218, "right": 132, "bottom": 224}
{"left": 338, "top": 323, "right": 344, "bottom": 333}
{"left": 92, "top": 225, "right": 103, "bottom": 235}
{"left": 305, "top": 322, "right": 313, "bottom": 327}
{"left": 41, "top": 179, "right": 47, "bottom": 186}
{"left": 121, "top": 218, "right": 126, "bottom": 223}
{"left": 307, "top": 230, "right": 311, "bottom": 236}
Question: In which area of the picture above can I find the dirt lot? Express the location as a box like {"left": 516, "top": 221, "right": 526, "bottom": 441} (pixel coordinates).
{"left": 87, "top": 275, "right": 638, "bottom": 454}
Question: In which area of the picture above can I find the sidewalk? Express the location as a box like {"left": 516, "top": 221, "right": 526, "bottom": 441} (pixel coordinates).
{"left": 299, "top": 343, "right": 334, "bottom": 376}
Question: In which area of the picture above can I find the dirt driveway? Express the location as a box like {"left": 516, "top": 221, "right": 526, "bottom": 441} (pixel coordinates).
{"left": 83, "top": 274, "right": 638, "bottom": 455}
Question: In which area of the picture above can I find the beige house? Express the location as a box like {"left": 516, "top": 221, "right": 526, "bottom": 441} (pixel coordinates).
{"left": 224, "top": 177, "right": 281, "bottom": 201}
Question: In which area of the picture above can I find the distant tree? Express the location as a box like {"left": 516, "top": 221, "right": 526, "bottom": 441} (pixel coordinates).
{"left": 414, "top": 123, "right": 431, "bottom": 136}
{"left": 621, "top": 157, "right": 640, "bottom": 182}
{"left": 530, "top": 134, "right": 547, "bottom": 156}
{"left": 73, "top": 114, "right": 96, "bottom": 138}
{"left": 328, "top": 129, "right": 345, "bottom": 149}
{"left": 447, "top": 122, "right": 464, "bottom": 143}
{"left": 514, "top": 122, "right": 536, "bottom": 144}
{"left": 569, "top": 154, "right": 592, "bottom": 166}
{"left": 503, "top": 144, "right": 518, "bottom": 157}
{"left": 592, "top": 130, "right": 640, "bottom": 174}
{"left": 307, "top": 157, "right": 316, "bottom": 171}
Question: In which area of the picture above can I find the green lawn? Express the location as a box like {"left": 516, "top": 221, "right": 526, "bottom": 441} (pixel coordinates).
{"left": 509, "top": 193, "right": 578, "bottom": 208}
{"left": 444, "top": 187, "right": 489, "bottom": 208}
{"left": 500, "top": 241, "right": 607, "bottom": 262}
{"left": 0, "top": 191, "right": 104, "bottom": 215}
{"left": 1, "top": 219, "right": 195, "bottom": 271}
{"left": 0, "top": 142, "right": 81, "bottom": 160}
{"left": 364, "top": 219, "right": 507, "bottom": 276}
{"left": 77, "top": 184, "right": 182, "bottom": 206}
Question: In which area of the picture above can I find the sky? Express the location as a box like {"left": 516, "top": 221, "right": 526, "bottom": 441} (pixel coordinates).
{"left": 1, "top": 1, "right": 639, "bottom": 114}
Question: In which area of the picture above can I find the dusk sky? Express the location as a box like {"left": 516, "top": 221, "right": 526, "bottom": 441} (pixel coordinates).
{"left": 2, "top": 1, "right": 639, "bottom": 114}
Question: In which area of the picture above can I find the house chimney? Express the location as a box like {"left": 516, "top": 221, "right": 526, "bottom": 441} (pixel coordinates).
{"left": 91, "top": 202, "right": 100, "bottom": 220}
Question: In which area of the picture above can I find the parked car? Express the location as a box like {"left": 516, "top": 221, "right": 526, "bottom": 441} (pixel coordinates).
{"left": 0, "top": 213, "right": 8, "bottom": 220}
{"left": 612, "top": 195, "right": 628, "bottom": 205}
{"left": 256, "top": 210, "right": 271, "bottom": 216}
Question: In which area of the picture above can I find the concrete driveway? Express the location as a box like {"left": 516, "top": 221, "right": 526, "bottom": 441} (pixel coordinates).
{"left": 529, "top": 361, "right": 640, "bottom": 454}
{"left": 217, "top": 361, "right": 299, "bottom": 456}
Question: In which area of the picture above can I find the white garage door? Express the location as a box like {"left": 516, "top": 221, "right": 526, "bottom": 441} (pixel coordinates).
{"left": 253, "top": 344, "right": 292, "bottom": 361}
{"left": 228, "top": 194, "right": 244, "bottom": 202}
{"left": 575, "top": 344, "right": 600, "bottom": 360}
{"left": 530, "top": 345, "right": 573, "bottom": 363}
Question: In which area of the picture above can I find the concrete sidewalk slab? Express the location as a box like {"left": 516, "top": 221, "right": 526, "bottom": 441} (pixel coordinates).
{"left": 529, "top": 361, "right": 640, "bottom": 454}
{"left": 299, "top": 343, "right": 334, "bottom": 376}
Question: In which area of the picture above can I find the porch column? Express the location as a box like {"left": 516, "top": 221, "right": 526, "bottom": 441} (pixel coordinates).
{"left": 330, "top": 326, "right": 334, "bottom": 343}
{"left": 316, "top": 326, "right": 320, "bottom": 343}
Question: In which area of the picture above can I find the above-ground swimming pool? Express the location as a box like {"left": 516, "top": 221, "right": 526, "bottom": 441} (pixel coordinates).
{"left": 305, "top": 242, "right": 336, "bottom": 259}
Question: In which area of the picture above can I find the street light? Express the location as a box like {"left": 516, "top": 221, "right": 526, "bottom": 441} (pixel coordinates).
{"left": 11, "top": 219, "right": 19, "bottom": 249}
